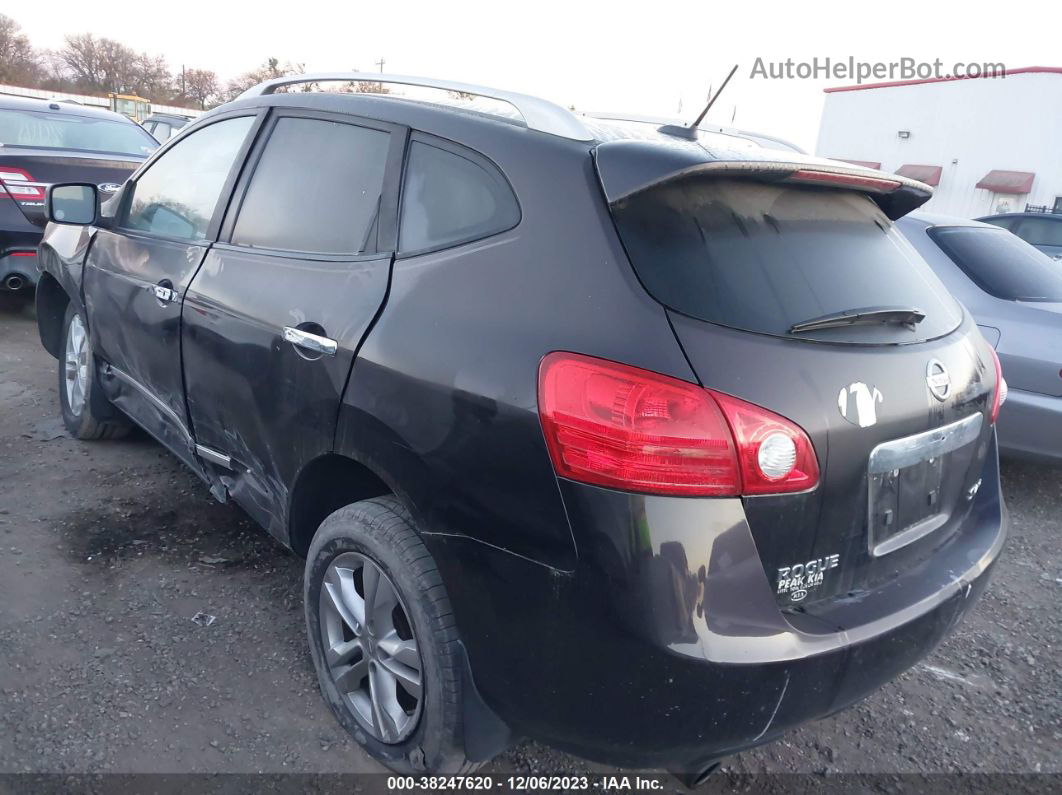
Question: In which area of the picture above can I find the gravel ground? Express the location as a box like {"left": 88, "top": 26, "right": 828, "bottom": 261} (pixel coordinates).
{"left": 1, "top": 302, "right": 1059, "bottom": 782}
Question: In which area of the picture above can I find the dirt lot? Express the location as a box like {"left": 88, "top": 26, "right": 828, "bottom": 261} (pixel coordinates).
{"left": 1, "top": 302, "right": 1059, "bottom": 782}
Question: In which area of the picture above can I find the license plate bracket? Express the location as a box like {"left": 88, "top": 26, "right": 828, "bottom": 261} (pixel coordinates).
{"left": 867, "top": 413, "right": 983, "bottom": 557}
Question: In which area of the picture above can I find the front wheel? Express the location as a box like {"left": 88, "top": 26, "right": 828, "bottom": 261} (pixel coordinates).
{"left": 58, "top": 304, "right": 130, "bottom": 440}
{"left": 305, "top": 496, "right": 479, "bottom": 773}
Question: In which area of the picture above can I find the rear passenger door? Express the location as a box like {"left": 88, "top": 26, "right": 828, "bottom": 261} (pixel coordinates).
{"left": 181, "top": 110, "right": 405, "bottom": 535}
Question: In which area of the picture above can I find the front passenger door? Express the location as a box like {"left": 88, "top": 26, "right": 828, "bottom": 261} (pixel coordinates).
{"left": 84, "top": 113, "right": 259, "bottom": 461}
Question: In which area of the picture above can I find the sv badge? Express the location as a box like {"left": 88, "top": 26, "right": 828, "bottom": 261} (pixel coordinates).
{"left": 838, "top": 382, "right": 883, "bottom": 428}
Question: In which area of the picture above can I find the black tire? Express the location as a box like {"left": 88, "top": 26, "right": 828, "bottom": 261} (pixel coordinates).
{"left": 305, "top": 496, "right": 478, "bottom": 774}
{"left": 58, "top": 304, "right": 131, "bottom": 440}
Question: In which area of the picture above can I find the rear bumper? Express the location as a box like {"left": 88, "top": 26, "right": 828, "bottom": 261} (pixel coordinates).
{"left": 997, "top": 387, "right": 1062, "bottom": 465}
{"left": 429, "top": 439, "right": 1006, "bottom": 770}
{"left": 0, "top": 207, "right": 44, "bottom": 290}
{"left": 0, "top": 250, "right": 40, "bottom": 290}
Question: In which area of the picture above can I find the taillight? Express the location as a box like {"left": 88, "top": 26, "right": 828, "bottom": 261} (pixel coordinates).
{"left": 537, "top": 352, "right": 819, "bottom": 497}
{"left": 988, "top": 347, "right": 1007, "bottom": 424}
{"left": 709, "top": 390, "right": 820, "bottom": 495}
{"left": 0, "top": 168, "right": 46, "bottom": 201}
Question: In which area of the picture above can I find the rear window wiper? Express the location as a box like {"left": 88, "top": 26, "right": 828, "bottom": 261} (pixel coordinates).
{"left": 788, "top": 306, "right": 926, "bottom": 334}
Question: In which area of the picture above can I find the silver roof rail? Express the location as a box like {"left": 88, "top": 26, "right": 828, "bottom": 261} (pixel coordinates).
{"left": 238, "top": 72, "right": 593, "bottom": 142}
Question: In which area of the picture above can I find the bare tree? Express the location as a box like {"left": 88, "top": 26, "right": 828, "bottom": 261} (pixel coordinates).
{"left": 58, "top": 33, "right": 136, "bottom": 93}
{"left": 56, "top": 33, "right": 177, "bottom": 99}
{"left": 0, "top": 14, "right": 42, "bottom": 85}
{"left": 225, "top": 57, "right": 307, "bottom": 99}
{"left": 181, "top": 68, "right": 220, "bottom": 109}
{"left": 133, "top": 52, "right": 171, "bottom": 98}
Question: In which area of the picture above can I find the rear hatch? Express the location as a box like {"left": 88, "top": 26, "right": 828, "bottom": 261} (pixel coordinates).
{"left": 0, "top": 105, "right": 154, "bottom": 227}
{"left": 597, "top": 140, "right": 1001, "bottom": 611}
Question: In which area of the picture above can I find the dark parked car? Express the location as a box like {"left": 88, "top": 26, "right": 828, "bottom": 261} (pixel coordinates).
{"left": 977, "top": 211, "right": 1062, "bottom": 259}
{"left": 34, "top": 73, "right": 1007, "bottom": 782}
{"left": 900, "top": 212, "right": 1062, "bottom": 464}
{"left": 141, "top": 112, "right": 194, "bottom": 143}
{"left": 0, "top": 95, "right": 156, "bottom": 302}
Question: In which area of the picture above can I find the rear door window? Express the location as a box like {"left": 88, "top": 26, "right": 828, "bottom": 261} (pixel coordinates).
{"left": 231, "top": 116, "right": 390, "bottom": 255}
{"left": 1013, "top": 217, "right": 1062, "bottom": 247}
{"left": 928, "top": 225, "right": 1062, "bottom": 302}
{"left": 610, "top": 178, "right": 962, "bottom": 343}
{"left": 398, "top": 137, "right": 519, "bottom": 254}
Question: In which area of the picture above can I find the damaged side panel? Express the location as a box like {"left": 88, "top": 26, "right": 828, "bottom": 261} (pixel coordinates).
{"left": 180, "top": 246, "right": 394, "bottom": 543}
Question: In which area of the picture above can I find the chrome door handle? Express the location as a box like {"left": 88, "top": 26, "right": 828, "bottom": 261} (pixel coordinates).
{"left": 283, "top": 326, "right": 338, "bottom": 357}
{"left": 150, "top": 284, "right": 177, "bottom": 303}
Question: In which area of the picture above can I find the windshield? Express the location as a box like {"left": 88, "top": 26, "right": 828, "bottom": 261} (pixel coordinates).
{"left": 0, "top": 108, "right": 157, "bottom": 157}
{"left": 929, "top": 225, "right": 1062, "bottom": 302}
{"left": 610, "top": 178, "right": 962, "bottom": 343}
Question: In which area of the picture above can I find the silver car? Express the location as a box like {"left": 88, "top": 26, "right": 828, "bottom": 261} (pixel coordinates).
{"left": 900, "top": 212, "right": 1062, "bottom": 464}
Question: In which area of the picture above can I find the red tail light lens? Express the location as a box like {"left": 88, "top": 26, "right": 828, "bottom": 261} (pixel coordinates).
{"left": 538, "top": 353, "right": 819, "bottom": 497}
{"left": 988, "top": 347, "right": 1006, "bottom": 424}
{"left": 709, "top": 391, "right": 820, "bottom": 495}
{"left": 0, "top": 168, "right": 46, "bottom": 201}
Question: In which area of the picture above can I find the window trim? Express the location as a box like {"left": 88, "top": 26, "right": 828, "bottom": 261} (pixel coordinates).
{"left": 115, "top": 109, "right": 267, "bottom": 245}
{"left": 218, "top": 108, "right": 408, "bottom": 258}
{"left": 395, "top": 131, "right": 521, "bottom": 259}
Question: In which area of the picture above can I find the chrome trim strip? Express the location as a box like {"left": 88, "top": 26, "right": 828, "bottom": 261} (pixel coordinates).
{"left": 239, "top": 72, "right": 594, "bottom": 142}
{"left": 872, "top": 512, "right": 950, "bottom": 557}
{"left": 867, "top": 413, "right": 983, "bottom": 474}
{"left": 103, "top": 363, "right": 191, "bottom": 442}
{"left": 195, "top": 444, "right": 232, "bottom": 469}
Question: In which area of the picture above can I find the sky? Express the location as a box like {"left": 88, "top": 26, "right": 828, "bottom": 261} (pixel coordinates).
{"left": 11, "top": 1, "right": 1058, "bottom": 152}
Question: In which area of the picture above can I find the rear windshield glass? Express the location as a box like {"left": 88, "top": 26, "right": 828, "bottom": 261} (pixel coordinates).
{"left": 610, "top": 179, "right": 962, "bottom": 343}
{"left": 929, "top": 225, "right": 1062, "bottom": 302}
{"left": 0, "top": 108, "right": 157, "bottom": 157}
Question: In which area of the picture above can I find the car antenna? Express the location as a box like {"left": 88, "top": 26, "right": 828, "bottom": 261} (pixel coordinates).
{"left": 658, "top": 64, "right": 739, "bottom": 140}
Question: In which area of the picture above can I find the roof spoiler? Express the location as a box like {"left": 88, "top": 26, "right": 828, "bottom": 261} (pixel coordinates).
{"left": 595, "top": 140, "right": 932, "bottom": 220}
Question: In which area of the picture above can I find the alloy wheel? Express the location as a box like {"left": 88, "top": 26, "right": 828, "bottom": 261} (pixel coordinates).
{"left": 319, "top": 552, "right": 424, "bottom": 743}
{"left": 64, "top": 313, "right": 89, "bottom": 416}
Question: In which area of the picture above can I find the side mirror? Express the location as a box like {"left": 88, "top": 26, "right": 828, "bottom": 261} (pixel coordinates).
{"left": 47, "top": 183, "right": 99, "bottom": 225}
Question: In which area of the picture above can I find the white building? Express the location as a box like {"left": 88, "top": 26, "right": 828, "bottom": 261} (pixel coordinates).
{"left": 815, "top": 67, "right": 1062, "bottom": 218}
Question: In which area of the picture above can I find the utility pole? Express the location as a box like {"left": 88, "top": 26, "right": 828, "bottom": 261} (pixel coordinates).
{"left": 375, "top": 57, "right": 385, "bottom": 73}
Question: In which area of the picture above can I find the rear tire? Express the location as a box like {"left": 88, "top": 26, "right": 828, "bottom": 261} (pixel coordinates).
{"left": 305, "top": 496, "right": 479, "bottom": 774}
{"left": 58, "top": 304, "right": 130, "bottom": 440}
